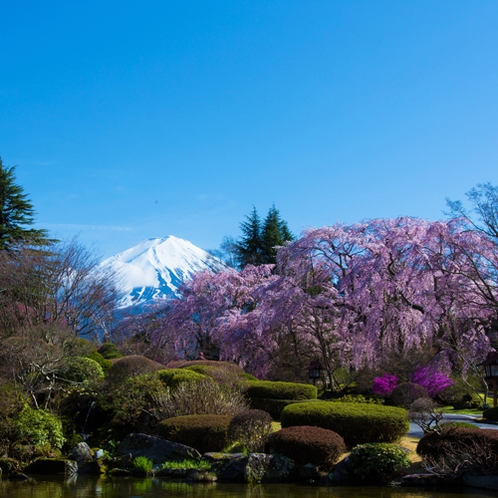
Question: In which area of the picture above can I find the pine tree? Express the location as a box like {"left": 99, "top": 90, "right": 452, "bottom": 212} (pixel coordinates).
{"left": 261, "top": 204, "right": 294, "bottom": 265}
{"left": 235, "top": 205, "right": 294, "bottom": 268}
{"left": 235, "top": 206, "right": 262, "bottom": 267}
{"left": 0, "top": 158, "right": 51, "bottom": 250}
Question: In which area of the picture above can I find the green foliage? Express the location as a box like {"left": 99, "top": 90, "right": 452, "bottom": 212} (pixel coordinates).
{"left": 97, "top": 342, "right": 123, "bottom": 359}
{"left": 440, "top": 421, "right": 480, "bottom": 429}
{"left": 269, "top": 425, "right": 346, "bottom": 469}
{"left": 227, "top": 409, "right": 273, "bottom": 452}
{"left": 133, "top": 456, "right": 153, "bottom": 474}
{"left": 61, "top": 357, "right": 104, "bottom": 384}
{"left": 452, "top": 393, "right": 483, "bottom": 410}
{"left": 389, "top": 382, "right": 428, "bottom": 408}
{"left": 105, "top": 355, "right": 163, "bottom": 385}
{"left": 87, "top": 351, "right": 113, "bottom": 371}
{"left": 281, "top": 401, "right": 409, "bottom": 447}
{"left": 162, "top": 459, "right": 211, "bottom": 470}
{"left": 158, "top": 368, "right": 207, "bottom": 390}
{"left": 332, "top": 394, "right": 383, "bottom": 405}
{"left": 0, "top": 158, "right": 51, "bottom": 249}
{"left": 180, "top": 360, "right": 246, "bottom": 379}
{"left": 156, "top": 414, "right": 232, "bottom": 453}
{"left": 100, "top": 373, "right": 169, "bottom": 432}
{"left": 347, "top": 443, "right": 411, "bottom": 482}
{"left": 9, "top": 406, "right": 65, "bottom": 461}
{"left": 244, "top": 380, "right": 317, "bottom": 400}
{"left": 483, "top": 405, "right": 498, "bottom": 421}
{"left": 65, "top": 338, "right": 97, "bottom": 357}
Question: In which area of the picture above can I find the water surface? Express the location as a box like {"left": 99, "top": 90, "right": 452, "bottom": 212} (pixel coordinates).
{"left": 1, "top": 476, "right": 497, "bottom": 498}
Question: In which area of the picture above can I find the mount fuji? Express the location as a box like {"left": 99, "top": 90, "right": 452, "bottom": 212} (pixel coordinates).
{"left": 101, "top": 236, "right": 227, "bottom": 308}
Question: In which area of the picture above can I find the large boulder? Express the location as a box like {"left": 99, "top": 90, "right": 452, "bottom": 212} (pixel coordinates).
{"left": 117, "top": 433, "right": 201, "bottom": 463}
{"left": 244, "top": 453, "right": 294, "bottom": 483}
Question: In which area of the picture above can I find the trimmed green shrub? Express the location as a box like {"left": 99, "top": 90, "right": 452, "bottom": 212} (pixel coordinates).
{"left": 347, "top": 443, "right": 411, "bottom": 482}
{"left": 100, "top": 373, "right": 169, "bottom": 432}
{"left": 156, "top": 414, "right": 232, "bottom": 453}
{"left": 65, "top": 338, "right": 97, "bottom": 357}
{"left": 332, "top": 394, "right": 383, "bottom": 405}
{"left": 483, "top": 405, "right": 498, "bottom": 422}
{"left": 390, "top": 382, "right": 428, "bottom": 408}
{"left": 227, "top": 409, "right": 273, "bottom": 452}
{"left": 269, "top": 425, "right": 346, "bottom": 469}
{"left": 281, "top": 401, "right": 409, "bottom": 447}
{"left": 10, "top": 406, "right": 65, "bottom": 461}
{"left": 452, "top": 393, "right": 482, "bottom": 410}
{"left": 61, "top": 357, "right": 104, "bottom": 384}
{"left": 105, "top": 355, "right": 164, "bottom": 385}
{"left": 440, "top": 421, "right": 480, "bottom": 430}
{"left": 244, "top": 380, "right": 317, "bottom": 400}
{"left": 178, "top": 360, "right": 245, "bottom": 375}
{"left": 87, "top": 351, "right": 113, "bottom": 371}
{"left": 97, "top": 343, "right": 123, "bottom": 359}
{"left": 158, "top": 368, "right": 207, "bottom": 390}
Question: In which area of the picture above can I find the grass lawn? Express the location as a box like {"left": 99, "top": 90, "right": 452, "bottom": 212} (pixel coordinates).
{"left": 438, "top": 406, "right": 484, "bottom": 416}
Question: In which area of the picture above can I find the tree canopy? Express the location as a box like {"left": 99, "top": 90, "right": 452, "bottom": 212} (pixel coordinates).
{"left": 235, "top": 205, "right": 294, "bottom": 268}
{"left": 0, "top": 158, "right": 51, "bottom": 250}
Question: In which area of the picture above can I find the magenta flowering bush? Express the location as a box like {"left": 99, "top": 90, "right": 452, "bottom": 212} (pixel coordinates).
{"left": 410, "top": 366, "right": 453, "bottom": 397}
{"left": 372, "top": 374, "right": 398, "bottom": 396}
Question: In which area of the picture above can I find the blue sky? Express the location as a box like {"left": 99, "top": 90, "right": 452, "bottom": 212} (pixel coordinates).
{"left": 2, "top": 1, "right": 498, "bottom": 259}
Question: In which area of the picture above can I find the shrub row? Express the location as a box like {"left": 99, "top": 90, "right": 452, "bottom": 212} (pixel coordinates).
{"left": 281, "top": 401, "right": 409, "bottom": 447}
{"left": 244, "top": 380, "right": 317, "bottom": 401}
{"left": 157, "top": 368, "right": 207, "bottom": 390}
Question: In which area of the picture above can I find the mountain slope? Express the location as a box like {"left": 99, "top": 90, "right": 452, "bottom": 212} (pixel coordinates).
{"left": 101, "top": 236, "right": 227, "bottom": 308}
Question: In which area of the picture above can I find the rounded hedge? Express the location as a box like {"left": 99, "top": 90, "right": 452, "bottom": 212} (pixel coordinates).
{"left": 156, "top": 414, "right": 232, "bottom": 453}
{"left": 179, "top": 360, "right": 245, "bottom": 377}
{"left": 105, "top": 355, "right": 164, "bottom": 385}
{"left": 417, "top": 427, "right": 498, "bottom": 459}
{"left": 269, "top": 425, "right": 346, "bottom": 469}
{"left": 347, "top": 443, "right": 411, "bottom": 482}
{"left": 244, "top": 380, "right": 317, "bottom": 401}
{"left": 227, "top": 409, "right": 273, "bottom": 452}
{"left": 97, "top": 343, "right": 123, "bottom": 359}
{"left": 281, "top": 401, "right": 409, "bottom": 447}
{"left": 483, "top": 405, "right": 498, "bottom": 422}
{"left": 158, "top": 368, "right": 207, "bottom": 390}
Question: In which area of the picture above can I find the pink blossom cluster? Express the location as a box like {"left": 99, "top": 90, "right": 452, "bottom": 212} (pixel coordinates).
{"left": 372, "top": 374, "right": 399, "bottom": 396}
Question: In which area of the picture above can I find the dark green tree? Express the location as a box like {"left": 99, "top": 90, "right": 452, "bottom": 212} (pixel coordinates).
{"left": 261, "top": 204, "right": 294, "bottom": 265}
{"left": 0, "top": 158, "right": 50, "bottom": 250}
{"left": 235, "top": 206, "right": 263, "bottom": 268}
{"left": 235, "top": 205, "right": 293, "bottom": 269}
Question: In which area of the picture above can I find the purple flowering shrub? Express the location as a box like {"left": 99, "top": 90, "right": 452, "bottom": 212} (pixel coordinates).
{"left": 410, "top": 366, "right": 453, "bottom": 397}
{"left": 372, "top": 374, "right": 398, "bottom": 396}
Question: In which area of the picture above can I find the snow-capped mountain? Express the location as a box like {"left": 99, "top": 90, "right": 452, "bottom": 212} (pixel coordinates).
{"left": 101, "top": 236, "right": 227, "bottom": 308}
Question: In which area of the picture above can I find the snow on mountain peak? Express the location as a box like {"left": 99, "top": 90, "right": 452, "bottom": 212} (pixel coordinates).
{"left": 101, "top": 235, "right": 227, "bottom": 308}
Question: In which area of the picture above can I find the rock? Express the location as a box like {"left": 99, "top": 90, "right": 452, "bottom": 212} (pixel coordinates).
{"left": 9, "top": 472, "right": 30, "bottom": 481}
{"left": 94, "top": 449, "right": 104, "bottom": 460}
{"left": 326, "top": 457, "right": 352, "bottom": 485}
{"left": 72, "top": 442, "right": 93, "bottom": 462}
{"left": 216, "top": 455, "right": 248, "bottom": 481}
{"left": 244, "top": 453, "right": 294, "bottom": 483}
{"left": 78, "top": 461, "right": 104, "bottom": 475}
{"left": 188, "top": 471, "right": 217, "bottom": 482}
{"left": 108, "top": 468, "right": 132, "bottom": 477}
{"left": 463, "top": 475, "right": 498, "bottom": 491}
{"left": 399, "top": 473, "right": 454, "bottom": 487}
{"left": 117, "top": 433, "right": 201, "bottom": 463}
{"left": 24, "top": 459, "right": 78, "bottom": 476}
{"left": 296, "top": 463, "right": 322, "bottom": 483}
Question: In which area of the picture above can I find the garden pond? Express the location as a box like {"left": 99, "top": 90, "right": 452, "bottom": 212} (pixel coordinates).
{"left": 1, "top": 477, "right": 498, "bottom": 498}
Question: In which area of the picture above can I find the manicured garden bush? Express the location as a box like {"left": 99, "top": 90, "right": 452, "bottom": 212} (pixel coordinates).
{"left": 244, "top": 380, "right": 318, "bottom": 420}
{"left": 158, "top": 368, "right": 207, "bottom": 390}
{"left": 105, "top": 355, "right": 164, "bottom": 385}
{"left": 179, "top": 360, "right": 245, "bottom": 377}
{"left": 417, "top": 427, "right": 498, "bottom": 459}
{"left": 390, "top": 382, "right": 428, "bottom": 408}
{"left": 483, "top": 405, "right": 498, "bottom": 422}
{"left": 269, "top": 425, "right": 346, "bottom": 469}
{"left": 97, "top": 343, "right": 123, "bottom": 359}
{"left": 227, "top": 409, "right": 273, "bottom": 452}
{"left": 156, "top": 414, "right": 232, "bottom": 453}
{"left": 281, "top": 401, "right": 409, "bottom": 447}
{"left": 86, "top": 351, "right": 113, "bottom": 371}
{"left": 244, "top": 380, "right": 317, "bottom": 400}
{"left": 61, "top": 357, "right": 104, "bottom": 384}
{"left": 347, "top": 443, "right": 411, "bottom": 482}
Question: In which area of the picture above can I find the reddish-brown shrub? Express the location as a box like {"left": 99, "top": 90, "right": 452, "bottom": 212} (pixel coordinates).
{"left": 269, "top": 425, "right": 346, "bottom": 469}
{"left": 417, "top": 427, "right": 498, "bottom": 459}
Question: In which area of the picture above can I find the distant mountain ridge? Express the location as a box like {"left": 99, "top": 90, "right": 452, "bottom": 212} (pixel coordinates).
{"left": 100, "top": 236, "right": 227, "bottom": 308}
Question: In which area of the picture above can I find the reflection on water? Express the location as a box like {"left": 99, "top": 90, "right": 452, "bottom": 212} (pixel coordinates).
{"left": 0, "top": 476, "right": 497, "bottom": 498}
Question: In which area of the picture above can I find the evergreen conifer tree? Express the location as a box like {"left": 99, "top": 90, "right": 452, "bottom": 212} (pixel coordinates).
{"left": 261, "top": 204, "right": 294, "bottom": 265}
{"left": 235, "top": 206, "right": 262, "bottom": 267}
{"left": 235, "top": 205, "right": 294, "bottom": 268}
{"left": 0, "top": 158, "right": 50, "bottom": 250}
